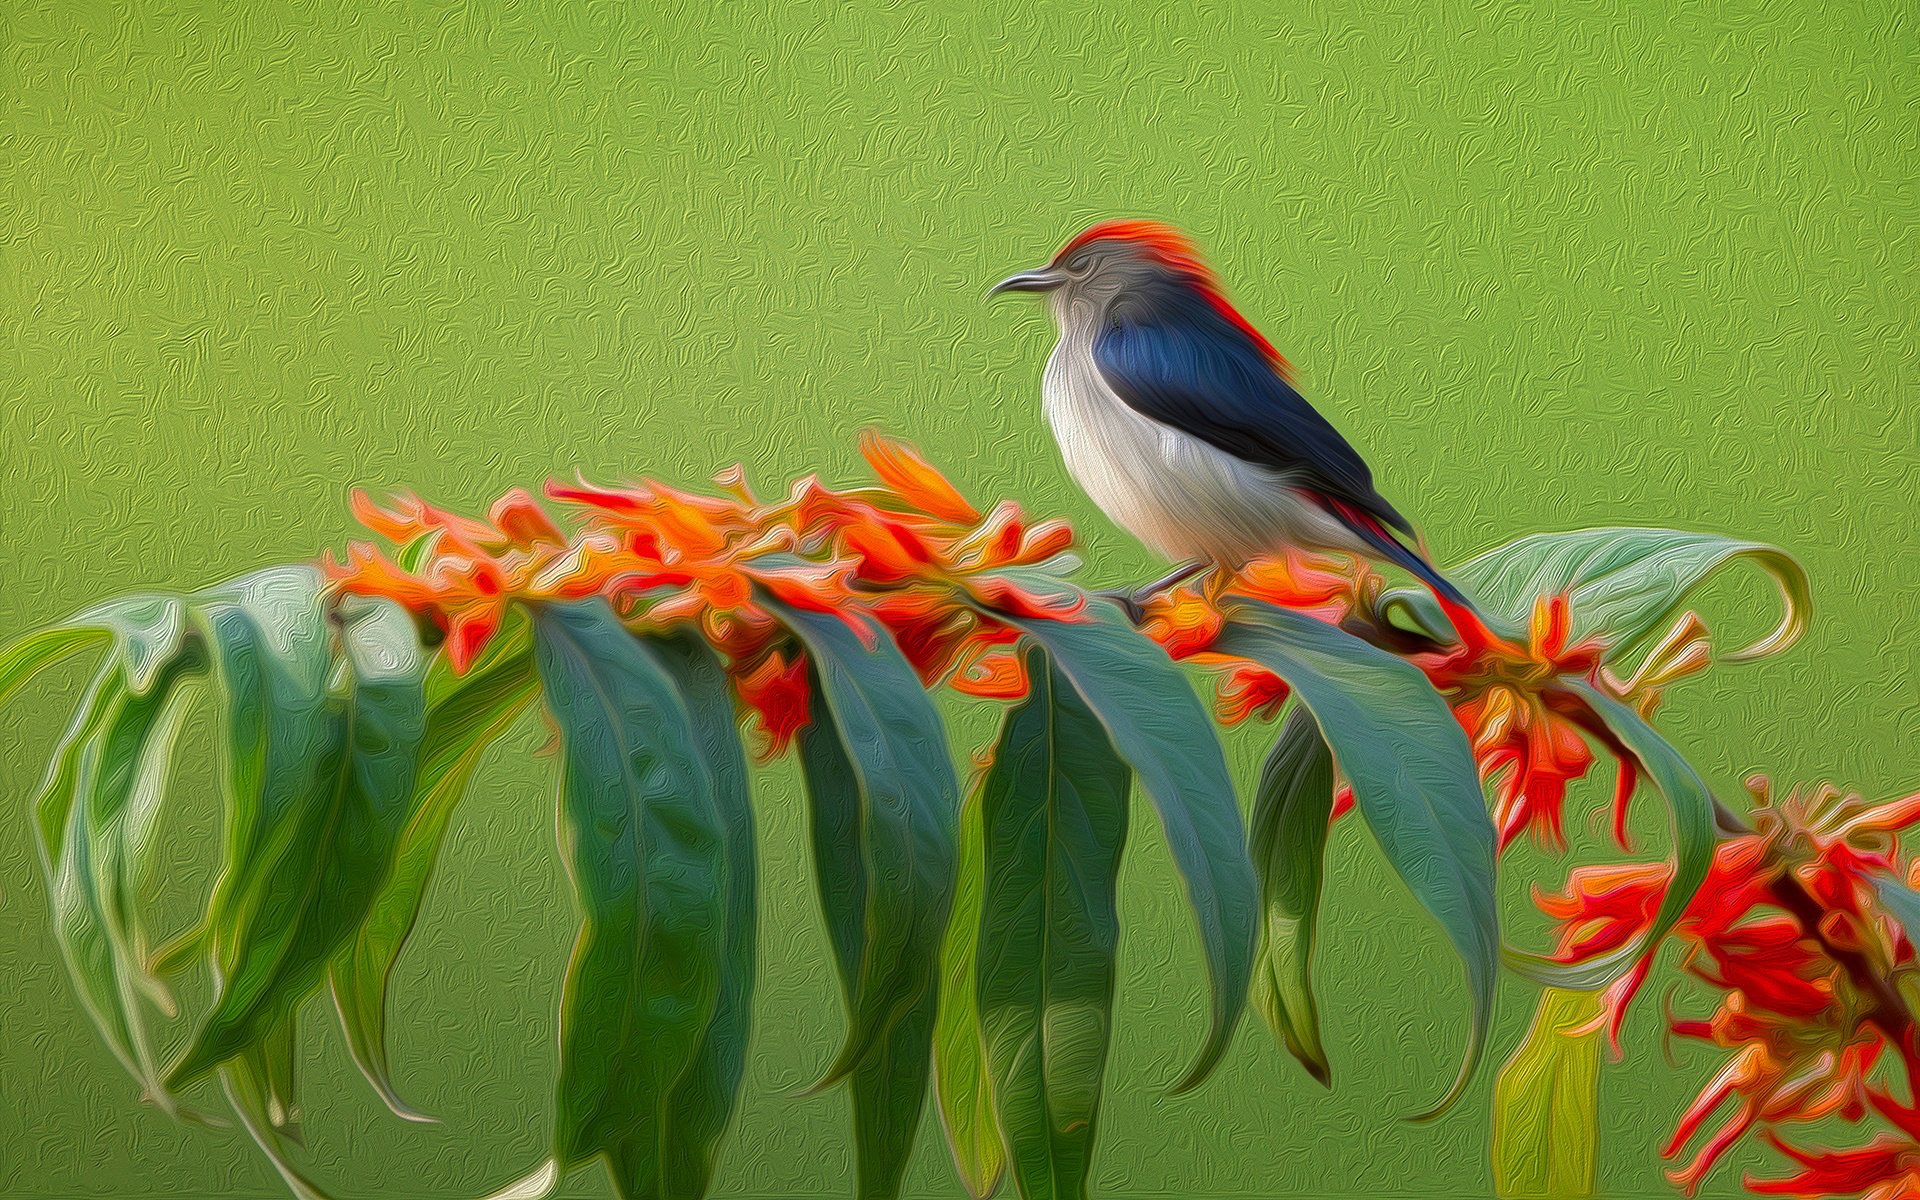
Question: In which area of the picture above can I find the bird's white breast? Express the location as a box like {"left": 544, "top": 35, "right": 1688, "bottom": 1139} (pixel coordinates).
{"left": 1040, "top": 306, "right": 1362, "bottom": 567}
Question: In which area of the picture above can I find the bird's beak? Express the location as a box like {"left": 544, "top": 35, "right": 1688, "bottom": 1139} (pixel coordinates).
{"left": 988, "top": 267, "right": 1064, "bottom": 297}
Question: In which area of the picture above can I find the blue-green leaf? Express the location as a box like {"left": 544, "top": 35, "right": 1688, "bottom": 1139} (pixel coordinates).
{"left": 977, "top": 646, "right": 1130, "bottom": 1200}
{"left": 1394, "top": 528, "right": 1810, "bottom": 666}
{"left": 532, "top": 600, "right": 727, "bottom": 1187}
{"left": 68, "top": 594, "right": 190, "bottom": 696}
{"left": 1249, "top": 704, "right": 1337, "bottom": 1086}
{"left": 1215, "top": 600, "right": 1495, "bottom": 1119}
{"left": 650, "top": 631, "right": 760, "bottom": 1200}
{"left": 172, "top": 576, "right": 429, "bottom": 1088}
{"left": 42, "top": 653, "right": 199, "bottom": 1103}
{"left": 329, "top": 619, "right": 538, "bottom": 1122}
{"left": 767, "top": 600, "right": 958, "bottom": 1082}
{"left": 1003, "top": 601, "right": 1254, "bottom": 1094}
{"left": 771, "top": 600, "right": 957, "bottom": 1200}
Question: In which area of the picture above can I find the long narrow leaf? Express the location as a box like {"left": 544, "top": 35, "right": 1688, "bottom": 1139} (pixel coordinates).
{"left": 532, "top": 600, "right": 727, "bottom": 1190}
{"left": 69, "top": 594, "right": 190, "bottom": 695}
{"left": 1214, "top": 600, "right": 1495, "bottom": 1119}
{"left": 771, "top": 600, "right": 957, "bottom": 1200}
{"left": 172, "top": 580, "right": 429, "bottom": 1088}
{"left": 330, "top": 621, "right": 538, "bottom": 1122}
{"left": 651, "top": 631, "right": 760, "bottom": 1200}
{"left": 0, "top": 624, "right": 106, "bottom": 709}
{"left": 934, "top": 778, "right": 1006, "bottom": 1199}
{"left": 223, "top": 1055, "right": 331, "bottom": 1200}
{"left": 1492, "top": 989, "right": 1602, "bottom": 1198}
{"left": 764, "top": 599, "right": 958, "bottom": 1077}
{"left": 1248, "top": 704, "right": 1337, "bottom": 1086}
{"left": 1003, "top": 601, "right": 1254, "bottom": 1094}
{"left": 978, "top": 646, "right": 1130, "bottom": 1200}
{"left": 45, "top": 658, "right": 197, "bottom": 1101}
{"left": 1389, "top": 528, "right": 1811, "bottom": 667}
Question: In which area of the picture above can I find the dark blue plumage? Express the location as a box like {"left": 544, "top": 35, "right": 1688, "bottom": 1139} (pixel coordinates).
{"left": 1092, "top": 277, "right": 1414, "bottom": 537}
{"left": 1094, "top": 275, "right": 1476, "bottom": 612}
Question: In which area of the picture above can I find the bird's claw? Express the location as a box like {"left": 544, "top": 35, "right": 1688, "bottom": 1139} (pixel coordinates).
{"left": 1095, "top": 588, "right": 1149, "bottom": 625}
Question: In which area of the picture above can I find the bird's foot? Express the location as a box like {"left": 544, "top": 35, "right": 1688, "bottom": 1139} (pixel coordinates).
{"left": 1096, "top": 588, "right": 1150, "bottom": 625}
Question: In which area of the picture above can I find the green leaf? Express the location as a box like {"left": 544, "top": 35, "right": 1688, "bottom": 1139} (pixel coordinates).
{"left": 69, "top": 594, "right": 190, "bottom": 695}
{"left": 977, "top": 646, "right": 1130, "bottom": 1200}
{"left": 767, "top": 599, "right": 958, "bottom": 1084}
{"left": 1002, "top": 601, "right": 1254, "bottom": 1094}
{"left": 797, "top": 714, "right": 943, "bottom": 1199}
{"left": 329, "top": 619, "right": 537, "bottom": 1122}
{"left": 772, "top": 600, "right": 956, "bottom": 1200}
{"left": 1214, "top": 600, "right": 1495, "bottom": 1120}
{"left": 1492, "top": 989, "right": 1602, "bottom": 1199}
{"left": 1508, "top": 683, "right": 1715, "bottom": 991}
{"left": 0, "top": 624, "right": 106, "bottom": 709}
{"left": 171, "top": 578, "right": 430, "bottom": 1088}
{"left": 848, "top": 997, "right": 939, "bottom": 1200}
{"left": 1248, "top": 704, "right": 1336, "bottom": 1086}
{"left": 1444, "top": 527, "right": 1809, "bottom": 665}
{"left": 532, "top": 600, "right": 727, "bottom": 1187}
{"left": 42, "top": 655, "right": 199, "bottom": 1102}
{"left": 650, "top": 631, "right": 760, "bottom": 1200}
{"left": 934, "top": 779, "right": 1006, "bottom": 1200}
{"left": 223, "top": 1052, "right": 332, "bottom": 1200}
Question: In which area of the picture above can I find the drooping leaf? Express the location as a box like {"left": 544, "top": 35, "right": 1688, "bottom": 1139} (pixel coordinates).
{"left": 1390, "top": 528, "right": 1810, "bottom": 666}
{"left": 223, "top": 1054, "right": 332, "bottom": 1200}
{"left": 329, "top": 619, "right": 538, "bottom": 1122}
{"left": 1492, "top": 988, "right": 1602, "bottom": 1199}
{"left": 934, "top": 778, "right": 1006, "bottom": 1200}
{"left": 42, "top": 654, "right": 199, "bottom": 1102}
{"left": 650, "top": 631, "right": 760, "bottom": 1200}
{"left": 68, "top": 594, "right": 190, "bottom": 695}
{"left": 532, "top": 600, "right": 727, "bottom": 1189}
{"left": 766, "top": 599, "right": 958, "bottom": 1068}
{"left": 0, "top": 624, "right": 107, "bottom": 709}
{"left": 1507, "top": 683, "right": 1715, "bottom": 991}
{"left": 1214, "top": 600, "right": 1495, "bottom": 1119}
{"left": 977, "top": 646, "right": 1130, "bottom": 1200}
{"left": 1248, "top": 704, "right": 1337, "bottom": 1086}
{"left": 795, "top": 716, "right": 943, "bottom": 1200}
{"left": 171, "top": 578, "right": 429, "bottom": 1088}
{"left": 1002, "top": 601, "right": 1254, "bottom": 1094}
{"left": 254, "top": 1011, "right": 303, "bottom": 1143}
{"left": 769, "top": 599, "right": 957, "bottom": 1200}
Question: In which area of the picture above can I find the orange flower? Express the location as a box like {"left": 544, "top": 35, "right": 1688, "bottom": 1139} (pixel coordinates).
{"left": 735, "top": 650, "right": 811, "bottom": 757}
{"left": 1419, "top": 594, "right": 1615, "bottom": 851}
{"left": 1539, "top": 781, "right": 1920, "bottom": 1194}
{"left": 858, "top": 431, "right": 980, "bottom": 525}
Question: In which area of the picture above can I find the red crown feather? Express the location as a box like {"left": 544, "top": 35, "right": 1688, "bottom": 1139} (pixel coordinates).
{"left": 1051, "top": 220, "right": 1294, "bottom": 382}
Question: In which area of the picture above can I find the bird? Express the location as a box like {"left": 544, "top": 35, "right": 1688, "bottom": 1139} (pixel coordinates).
{"left": 990, "top": 219, "right": 1481, "bottom": 626}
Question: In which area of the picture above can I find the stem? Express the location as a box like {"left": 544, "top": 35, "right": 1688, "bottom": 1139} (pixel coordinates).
{"left": 1768, "top": 872, "right": 1920, "bottom": 1080}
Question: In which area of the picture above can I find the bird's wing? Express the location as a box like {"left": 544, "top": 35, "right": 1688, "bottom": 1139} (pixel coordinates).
{"left": 1092, "top": 284, "right": 1415, "bottom": 537}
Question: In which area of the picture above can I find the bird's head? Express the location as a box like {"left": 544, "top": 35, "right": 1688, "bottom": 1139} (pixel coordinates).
{"left": 989, "top": 219, "right": 1209, "bottom": 307}
{"left": 991, "top": 219, "right": 1288, "bottom": 371}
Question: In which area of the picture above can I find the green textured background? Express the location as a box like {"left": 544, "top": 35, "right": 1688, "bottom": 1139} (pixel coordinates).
{"left": 4, "top": 2, "right": 1917, "bottom": 1197}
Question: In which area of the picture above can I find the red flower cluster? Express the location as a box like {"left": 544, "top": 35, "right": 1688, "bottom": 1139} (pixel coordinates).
{"left": 329, "top": 435, "right": 1080, "bottom": 752}
{"left": 1538, "top": 778, "right": 1920, "bottom": 1196}
{"left": 1139, "top": 551, "right": 1361, "bottom": 724}
{"left": 1145, "top": 566, "right": 1702, "bottom": 853}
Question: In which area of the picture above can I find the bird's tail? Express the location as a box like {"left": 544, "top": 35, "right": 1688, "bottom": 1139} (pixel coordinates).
{"left": 1323, "top": 498, "right": 1501, "bottom": 652}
